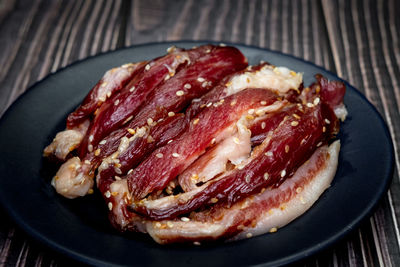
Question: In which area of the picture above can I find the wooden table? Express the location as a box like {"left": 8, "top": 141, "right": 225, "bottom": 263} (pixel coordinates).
{"left": 1, "top": 0, "right": 399, "bottom": 266}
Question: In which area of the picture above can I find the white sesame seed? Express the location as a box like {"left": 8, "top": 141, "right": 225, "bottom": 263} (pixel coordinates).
{"left": 184, "top": 83, "right": 191, "bottom": 89}
{"left": 147, "top": 118, "right": 153, "bottom": 125}
{"left": 261, "top": 100, "right": 267, "bottom": 105}
{"left": 105, "top": 191, "right": 111, "bottom": 198}
{"left": 108, "top": 202, "right": 113, "bottom": 210}
{"left": 101, "top": 82, "right": 108, "bottom": 87}
{"left": 269, "top": 227, "right": 277, "bottom": 233}
{"left": 129, "top": 86, "right": 135, "bottom": 92}
{"left": 206, "top": 102, "right": 212, "bottom": 107}
{"left": 99, "top": 140, "right": 107, "bottom": 145}
{"left": 156, "top": 153, "right": 163, "bottom": 158}
{"left": 84, "top": 160, "right": 91, "bottom": 165}
{"left": 193, "top": 118, "right": 200, "bottom": 125}
{"left": 313, "top": 97, "right": 320, "bottom": 105}
{"left": 246, "top": 233, "right": 253, "bottom": 238}
{"left": 261, "top": 122, "right": 266, "bottom": 129}
{"left": 264, "top": 173, "right": 269, "bottom": 180}
{"left": 306, "top": 103, "right": 314, "bottom": 108}
{"left": 88, "top": 144, "right": 93, "bottom": 152}
{"left": 167, "top": 140, "right": 173, "bottom": 144}
{"left": 285, "top": 145, "right": 289, "bottom": 153}
{"left": 197, "top": 77, "right": 205, "bottom": 82}
{"left": 114, "top": 99, "right": 120, "bottom": 106}
{"left": 168, "top": 111, "right": 175, "bottom": 117}
{"left": 325, "top": 118, "right": 331, "bottom": 124}
{"left": 265, "top": 151, "right": 273, "bottom": 157}
{"left": 107, "top": 91, "right": 112, "bottom": 98}
{"left": 176, "top": 90, "right": 184, "bottom": 96}
{"left": 99, "top": 96, "right": 106, "bottom": 102}
{"left": 202, "top": 81, "right": 208, "bottom": 87}
{"left": 89, "top": 135, "right": 94, "bottom": 142}
{"left": 127, "top": 169, "right": 133, "bottom": 175}
{"left": 167, "top": 221, "right": 174, "bottom": 228}
{"left": 291, "top": 121, "right": 299, "bottom": 126}
{"left": 155, "top": 222, "right": 162, "bottom": 228}
{"left": 233, "top": 137, "right": 240, "bottom": 144}
{"left": 145, "top": 64, "right": 150, "bottom": 70}
{"left": 248, "top": 109, "right": 255, "bottom": 115}
{"left": 172, "top": 153, "right": 180, "bottom": 158}
{"left": 193, "top": 241, "right": 201, "bottom": 246}
{"left": 181, "top": 217, "right": 190, "bottom": 222}
{"left": 211, "top": 138, "right": 216, "bottom": 144}
{"left": 280, "top": 169, "right": 286, "bottom": 178}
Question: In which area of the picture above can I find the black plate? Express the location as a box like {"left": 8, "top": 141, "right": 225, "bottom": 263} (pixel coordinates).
{"left": 0, "top": 41, "right": 394, "bottom": 266}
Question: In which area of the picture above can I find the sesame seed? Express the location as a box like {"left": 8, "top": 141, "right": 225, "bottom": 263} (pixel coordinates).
{"left": 211, "top": 138, "right": 216, "bottom": 144}
{"left": 269, "top": 227, "right": 277, "bottom": 233}
{"left": 176, "top": 90, "right": 184, "bottom": 96}
{"left": 293, "top": 114, "right": 301, "bottom": 119}
{"left": 172, "top": 153, "right": 180, "bottom": 158}
{"left": 181, "top": 217, "right": 190, "bottom": 222}
{"left": 219, "top": 43, "right": 226, "bottom": 47}
{"left": 99, "top": 140, "right": 107, "bottom": 145}
{"left": 168, "top": 111, "right": 175, "bottom": 117}
{"left": 265, "top": 151, "right": 273, "bottom": 157}
{"left": 99, "top": 96, "right": 106, "bottom": 102}
{"left": 108, "top": 202, "right": 113, "bottom": 211}
{"left": 210, "top": 198, "right": 218, "bottom": 203}
{"left": 300, "top": 139, "right": 306, "bottom": 145}
{"left": 145, "top": 64, "right": 150, "bottom": 70}
{"left": 184, "top": 83, "right": 191, "bottom": 89}
{"left": 114, "top": 99, "right": 120, "bottom": 106}
{"left": 248, "top": 109, "right": 255, "bottom": 115}
{"left": 260, "top": 100, "right": 267, "bottom": 105}
{"left": 246, "top": 233, "right": 253, "bottom": 238}
{"left": 105, "top": 191, "right": 111, "bottom": 198}
{"left": 95, "top": 149, "right": 101, "bottom": 156}
{"left": 202, "top": 81, "right": 208, "bottom": 87}
{"left": 129, "top": 86, "right": 135, "bottom": 92}
{"left": 193, "top": 118, "right": 200, "bottom": 125}
{"left": 291, "top": 121, "right": 299, "bottom": 126}
{"left": 197, "top": 77, "right": 205, "bottom": 82}
{"left": 193, "top": 241, "right": 201, "bottom": 246}
{"left": 317, "top": 142, "right": 323, "bottom": 147}
{"left": 206, "top": 102, "right": 212, "bottom": 107}
{"left": 230, "top": 100, "right": 237, "bottom": 106}
{"left": 264, "top": 173, "right": 269, "bottom": 180}
{"left": 89, "top": 135, "right": 94, "bottom": 142}
{"left": 101, "top": 82, "right": 108, "bottom": 87}
{"left": 313, "top": 97, "right": 320, "bottom": 105}
{"left": 167, "top": 46, "right": 175, "bottom": 53}
{"left": 322, "top": 126, "right": 326, "bottom": 132}
{"left": 233, "top": 137, "right": 240, "bottom": 144}
{"left": 285, "top": 145, "right": 289, "bottom": 153}
{"left": 147, "top": 118, "right": 153, "bottom": 125}
{"left": 156, "top": 153, "right": 163, "bottom": 158}
{"left": 325, "top": 118, "right": 331, "bottom": 124}
{"left": 167, "top": 140, "right": 173, "bottom": 144}
{"left": 296, "top": 187, "right": 302, "bottom": 193}
{"left": 261, "top": 122, "right": 266, "bottom": 129}
{"left": 280, "top": 170, "right": 286, "bottom": 178}
{"left": 147, "top": 135, "right": 154, "bottom": 143}
{"left": 167, "top": 221, "right": 174, "bottom": 228}
{"left": 127, "top": 169, "right": 133, "bottom": 175}
{"left": 88, "top": 144, "right": 93, "bottom": 152}
{"left": 127, "top": 128, "right": 136, "bottom": 135}
{"left": 155, "top": 222, "right": 162, "bottom": 228}
{"left": 84, "top": 160, "right": 91, "bottom": 165}
{"left": 306, "top": 103, "right": 314, "bottom": 108}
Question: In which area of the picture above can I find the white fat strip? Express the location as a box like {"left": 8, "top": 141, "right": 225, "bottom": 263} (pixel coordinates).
{"left": 225, "top": 65, "right": 303, "bottom": 96}
{"left": 43, "top": 120, "right": 90, "bottom": 160}
{"left": 97, "top": 64, "right": 137, "bottom": 102}
{"left": 51, "top": 157, "right": 94, "bottom": 199}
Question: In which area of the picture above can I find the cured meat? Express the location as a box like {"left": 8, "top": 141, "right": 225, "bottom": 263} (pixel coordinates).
{"left": 44, "top": 45, "right": 346, "bottom": 244}
{"left": 127, "top": 89, "right": 279, "bottom": 200}
{"left": 131, "top": 99, "right": 338, "bottom": 220}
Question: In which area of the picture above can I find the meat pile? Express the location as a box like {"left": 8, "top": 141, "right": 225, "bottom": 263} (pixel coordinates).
{"left": 44, "top": 44, "right": 346, "bottom": 244}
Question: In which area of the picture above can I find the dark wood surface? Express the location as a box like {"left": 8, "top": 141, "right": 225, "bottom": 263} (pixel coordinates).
{"left": 0, "top": 0, "right": 399, "bottom": 266}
